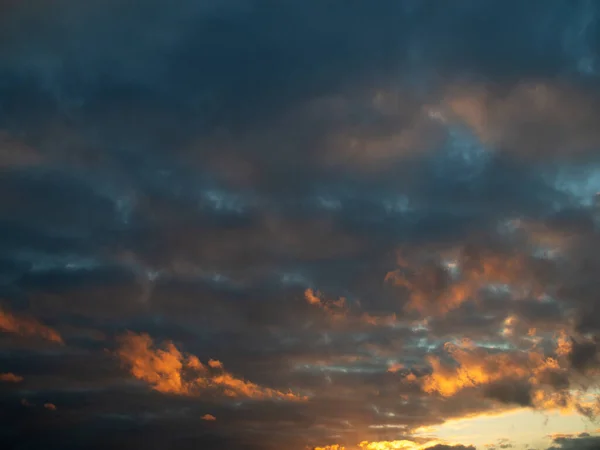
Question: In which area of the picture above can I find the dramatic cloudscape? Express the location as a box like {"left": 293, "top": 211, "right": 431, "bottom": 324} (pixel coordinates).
{"left": 1, "top": 1, "right": 600, "bottom": 449}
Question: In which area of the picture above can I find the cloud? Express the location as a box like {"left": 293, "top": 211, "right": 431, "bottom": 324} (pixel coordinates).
{"left": 315, "top": 89, "right": 446, "bottom": 171}
{"left": 208, "top": 359, "right": 224, "bottom": 369}
{"left": 387, "top": 363, "right": 404, "bottom": 373}
{"left": 483, "top": 380, "right": 533, "bottom": 407}
{"left": 0, "top": 372, "right": 23, "bottom": 383}
{"left": 116, "top": 332, "right": 306, "bottom": 401}
{"left": 546, "top": 433, "right": 600, "bottom": 450}
{"left": 358, "top": 440, "right": 475, "bottom": 450}
{"left": 420, "top": 340, "right": 531, "bottom": 397}
{"left": 0, "top": 2, "right": 600, "bottom": 450}
{"left": 0, "top": 131, "right": 42, "bottom": 168}
{"left": 485, "top": 438, "right": 514, "bottom": 450}
{"left": 312, "top": 441, "right": 475, "bottom": 450}
{"left": 426, "top": 446, "right": 475, "bottom": 450}
{"left": 304, "top": 288, "right": 400, "bottom": 329}
{"left": 201, "top": 414, "right": 216, "bottom": 421}
{"left": 0, "top": 305, "right": 63, "bottom": 343}
{"left": 567, "top": 338, "right": 599, "bottom": 371}
{"left": 440, "top": 82, "right": 600, "bottom": 159}
{"left": 304, "top": 288, "right": 348, "bottom": 321}
{"left": 418, "top": 337, "right": 596, "bottom": 415}
{"left": 385, "top": 245, "right": 543, "bottom": 316}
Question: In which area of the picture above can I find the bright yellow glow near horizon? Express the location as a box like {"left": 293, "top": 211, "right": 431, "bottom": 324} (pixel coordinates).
{"left": 413, "top": 407, "right": 600, "bottom": 449}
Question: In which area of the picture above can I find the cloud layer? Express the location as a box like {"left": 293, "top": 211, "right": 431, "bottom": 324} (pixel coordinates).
{"left": 1, "top": 1, "right": 600, "bottom": 449}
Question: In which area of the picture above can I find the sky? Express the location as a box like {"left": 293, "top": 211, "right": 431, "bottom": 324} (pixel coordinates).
{"left": 0, "top": 1, "right": 600, "bottom": 449}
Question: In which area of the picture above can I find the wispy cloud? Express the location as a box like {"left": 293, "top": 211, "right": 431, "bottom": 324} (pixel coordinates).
{"left": 116, "top": 332, "right": 306, "bottom": 401}
{"left": 0, "top": 306, "right": 63, "bottom": 343}
{"left": 0, "top": 372, "right": 23, "bottom": 383}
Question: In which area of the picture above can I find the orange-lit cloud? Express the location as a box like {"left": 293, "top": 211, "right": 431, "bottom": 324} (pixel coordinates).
{"left": 361, "top": 312, "right": 398, "bottom": 327}
{"left": 0, "top": 306, "right": 63, "bottom": 343}
{"left": 208, "top": 359, "right": 223, "bottom": 369}
{"left": 0, "top": 372, "right": 23, "bottom": 383}
{"left": 201, "top": 414, "right": 216, "bottom": 421}
{"left": 387, "top": 363, "right": 404, "bottom": 373}
{"left": 556, "top": 331, "right": 573, "bottom": 357}
{"left": 44, "top": 403, "right": 57, "bottom": 411}
{"left": 311, "top": 445, "right": 346, "bottom": 450}
{"left": 421, "top": 340, "right": 530, "bottom": 397}
{"left": 116, "top": 332, "right": 306, "bottom": 401}
{"left": 304, "top": 289, "right": 348, "bottom": 320}
{"left": 385, "top": 249, "right": 542, "bottom": 316}
{"left": 305, "top": 289, "right": 398, "bottom": 328}
{"left": 305, "top": 289, "right": 322, "bottom": 305}
{"left": 547, "top": 432, "right": 580, "bottom": 440}
{"left": 418, "top": 336, "right": 597, "bottom": 416}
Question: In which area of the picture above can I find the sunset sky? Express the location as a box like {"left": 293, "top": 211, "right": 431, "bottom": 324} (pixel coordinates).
{"left": 1, "top": 1, "right": 600, "bottom": 449}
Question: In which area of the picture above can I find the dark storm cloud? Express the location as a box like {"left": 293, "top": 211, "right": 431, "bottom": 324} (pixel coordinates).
{"left": 1, "top": 1, "right": 600, "bottom": 450}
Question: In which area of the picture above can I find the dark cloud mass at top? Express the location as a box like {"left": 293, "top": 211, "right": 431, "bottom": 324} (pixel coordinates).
{"left": 1, "top": 1, "right": 600, "bottom": 449}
